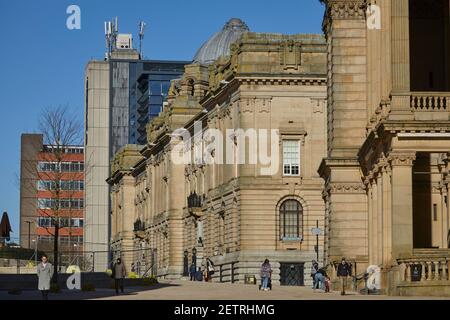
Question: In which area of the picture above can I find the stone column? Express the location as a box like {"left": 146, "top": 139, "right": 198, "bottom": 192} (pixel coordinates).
{"left": 377, "top": 169, "right": 384, "bottom": 265}
{"left": 389, "top": 152, "right": 416, "bottom": 259}
{"left": 382, "top": 164, "right": 392, "bottom": 265}
{"left": 371, "top": 177, "right": 379, "bottom": 264}
{"left": 167, "top": 144, "right": 186, "bottom": 279}
{"left": 390, "top": 0, "right": 413, "bottom": 119}
{"left": 367, "top": 179, "right": 374, "bottom": 265}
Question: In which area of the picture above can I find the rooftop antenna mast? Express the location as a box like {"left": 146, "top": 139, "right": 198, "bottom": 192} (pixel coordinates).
{"left": 104, "top": 17, "right": 119, "bottom": 60}
{"left": 104, "top": 20, "right": 112, "bottom": 59}
{"left": 138, "top": 21, "right": 146, "bottom": 59}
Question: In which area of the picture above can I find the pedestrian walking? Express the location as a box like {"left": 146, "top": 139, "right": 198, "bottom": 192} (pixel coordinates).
{"left": 37, "top": 254, "right": 53, "bottom": 300}
{"left": 112, "top": 258, "right": 127, "bottom": 294}
{"left": 310, "top": 260, "right": 319, "bottom": 289}
{"left": 260, "top": 259, "right": 272, "bottom": 292}
{"left": 189, "top": 263, "right": 196, "bottom": 281}
{"left": 337, "top": 257, "right": 352, "bottom": 295}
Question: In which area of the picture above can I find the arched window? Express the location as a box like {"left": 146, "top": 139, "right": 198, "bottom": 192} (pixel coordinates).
{"left": 279, "top": 200, "right": 303, "bottom": 240}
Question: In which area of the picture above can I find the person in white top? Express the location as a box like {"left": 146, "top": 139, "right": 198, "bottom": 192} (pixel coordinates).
{"left": 37, "top": 254, "right": 54, "bottom": 300}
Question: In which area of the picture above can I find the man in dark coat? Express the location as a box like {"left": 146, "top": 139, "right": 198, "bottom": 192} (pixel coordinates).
{"left": 189, "top": 263, "right": 196, "bottom": 281}
{"left": 112, "top": 258, "right": 127, "bottom": 294}
{"left": 336, "top": 257, "right": 352, "bottom": 295}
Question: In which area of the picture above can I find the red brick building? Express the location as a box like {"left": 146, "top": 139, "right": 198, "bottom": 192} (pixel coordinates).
{"left": 20, "top": 134, "right": 84, "bottom": 253}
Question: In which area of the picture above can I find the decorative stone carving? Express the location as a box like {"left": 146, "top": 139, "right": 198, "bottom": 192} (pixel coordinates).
{"left": 388, "top": 152, "right": 416, "bottom": 167}
{"left": 260, "top": 98, "right": 272, "bottom": 114}
{"left": 279, "top": 40, "right": 302, "bottom": 71}
{"left": 311, "top": 98, "right": 325, "bottom": 114}
{"left": 326, "top": 0, "right": 367, "bottom": 20}
{"left": 328, "top": 182, "right": 366, "bottom": 194}
{"left": 322, "top": 0, "right": 367, "bottom": 34}
{"left": 240, "top": 98, "right": 255, "bottom": 114}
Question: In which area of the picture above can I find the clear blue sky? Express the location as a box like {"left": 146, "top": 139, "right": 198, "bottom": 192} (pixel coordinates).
{"left": 0, "top": 0, "right": 324, "bottom": 243}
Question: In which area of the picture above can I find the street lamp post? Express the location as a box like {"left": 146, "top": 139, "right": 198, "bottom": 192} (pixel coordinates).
{"left": 311, "top": 220, "right": 322, "bottom": 262}
{"left": 73, "top": 243, "right": 78, "bottom": 266}
{"left": 32, "top": 238, "right": 37, "bottom": 267}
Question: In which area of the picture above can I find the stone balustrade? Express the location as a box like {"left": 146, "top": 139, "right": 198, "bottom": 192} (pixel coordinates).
{"left": 398, "top": 258, "right": 449, "bottom": 282}
{"left": 411, "top": 92, "right": 450, "bottom": 111}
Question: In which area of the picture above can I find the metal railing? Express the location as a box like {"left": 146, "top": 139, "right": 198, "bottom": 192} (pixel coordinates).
{"left": 0, "top": 247, "right": 156, "bottom": 276}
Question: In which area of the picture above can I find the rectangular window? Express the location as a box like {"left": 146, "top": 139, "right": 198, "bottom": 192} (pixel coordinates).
{"left": 38, "top": 217, "right": 53, "bottom": 227}
{"left": 37, "top": 198, "right": 83, "bottom": 210}
{"left": 150, "top": 81, "right": 162, "bottom": 95}
{"left": 37, "top": 162, "right": 59, "bottom": 172}
{"left": 283, "top": 140, "right": 300, "bottom": 176}
{"left": 71, "top": 218, "right": 84, "bottom": 227}
{"left": 37, "top": 198, "right": 54, "bottom": 209}
{"left": 38, "top": 181, "right": 56, "bottom": 191}
{"left": 433, "top": 203, "right": 438, "bottom": 221}
{"left": 39, "top": 180, "right": 84, "bottom": 191}
{"left": 61, "top": 162, "right": 71, "bottom": 172}
{"left": 37, "top": 161, "right": 84, "bottom": 172}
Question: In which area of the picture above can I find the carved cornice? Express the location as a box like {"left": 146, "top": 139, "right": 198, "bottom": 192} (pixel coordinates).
{"left": 328, "top": 0, "right": 367, "bottom": 19}
{"left": 327, "top": 182, "right": 366, "bottom": 194}
{"left": 237, "top": 77, "right": 326, "bottom": 86}
{"left": 322, "top": 0, "right": 367, "bottom": 34}
{"left": 388, "top": 152, "right": 416, "bottom": 167}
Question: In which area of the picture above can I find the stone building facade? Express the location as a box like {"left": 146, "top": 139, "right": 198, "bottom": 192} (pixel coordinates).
{"left": 107, "top": 19, "right": 328, "bottom": 285}
{"left": 319, "top": 0, "right": 450, "bottom": 296}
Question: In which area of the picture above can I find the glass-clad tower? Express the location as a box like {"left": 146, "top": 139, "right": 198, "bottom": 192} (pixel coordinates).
{"left": 131, "top": 61, "right": 186, "bottom": 145}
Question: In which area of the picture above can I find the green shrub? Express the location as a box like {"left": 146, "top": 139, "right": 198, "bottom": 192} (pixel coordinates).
{"left": 81, "top": 283, "right": 96, "bottom": 292}
{"left": 128, "top": 271, "right": 138, "bottom": 279}
{"left": 141, "top": 276, "right": 158, "bottom": 286}
{"left": 50, "top": 283, "right": 61, "bottom": 293}
{"left": 105, "top": 269, "right": 112, "bottom": 277}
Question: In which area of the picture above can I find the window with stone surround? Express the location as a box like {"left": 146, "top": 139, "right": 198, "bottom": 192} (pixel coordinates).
{"left": 282, "top": 140, "right": 300, "bottom": 176}
{"left": 279, "top": 199, "right": 303, "bottom": 240}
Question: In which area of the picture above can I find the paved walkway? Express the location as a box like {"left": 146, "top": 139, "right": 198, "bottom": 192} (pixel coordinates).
{"left": 1, "top": 280, "right": 449, "bottom": 300}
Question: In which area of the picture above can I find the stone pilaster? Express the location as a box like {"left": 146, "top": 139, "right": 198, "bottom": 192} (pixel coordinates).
{"left": 389, "top": 0, "right": 414, "bottom": 120}
{"left": 323, "top": 0, "right": 368, "bottom": 157}
{"left": 388, "top": 152, "right": 416, "bottom": 258}
{"left": 320, "top": 0, "right": 369, "bottom": 269}
{"left": 319, "top": 158, "right": 368, "bottom": 264}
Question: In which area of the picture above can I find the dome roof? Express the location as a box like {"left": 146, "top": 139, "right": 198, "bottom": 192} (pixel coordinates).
{"left": 193, "top": 18, "right": 250, "bottom": 65}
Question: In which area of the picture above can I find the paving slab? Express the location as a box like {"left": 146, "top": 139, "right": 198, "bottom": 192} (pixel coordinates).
{"left": 0, "top": 280, "right": 449, "bottom": 300}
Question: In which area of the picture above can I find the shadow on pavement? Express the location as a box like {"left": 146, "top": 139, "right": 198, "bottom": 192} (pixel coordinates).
{"left": 0, "top": 283, "right": 181, "bottom": 300}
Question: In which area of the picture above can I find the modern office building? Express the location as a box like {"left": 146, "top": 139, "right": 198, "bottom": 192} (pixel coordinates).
{"left": 84, "top": 27, "right": 188, "bottom": 270}
{"left": 19, "top": 134, "right": 84, "bottom": 252}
